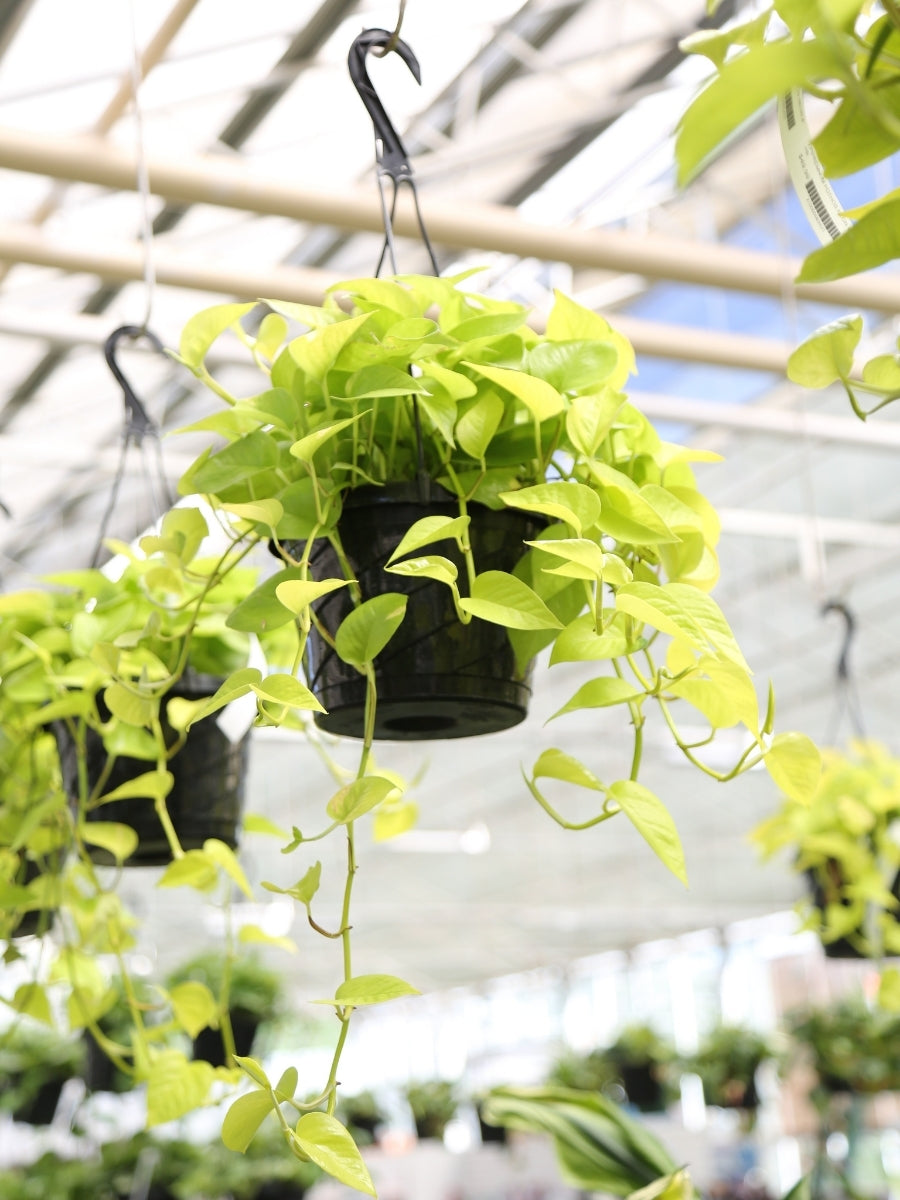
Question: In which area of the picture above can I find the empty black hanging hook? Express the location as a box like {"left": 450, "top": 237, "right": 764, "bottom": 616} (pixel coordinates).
{"left": 348, "top": 28, "right": 439, "bottom": 276}
{"left": 105, "top": 324, "right": 165, "bottom": 444}
{"left": 822, "top": 598, "right": 855, "bottom": 681}
{"left": 821, "top": 598, "right": 866, "bottom": 739}
{"left": 91, "top": 324, "right": 171, "bottom": 568}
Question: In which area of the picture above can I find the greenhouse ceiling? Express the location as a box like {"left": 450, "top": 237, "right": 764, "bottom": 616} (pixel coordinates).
{"left": 0, "top": 0, "right": 899, "bottom": 994}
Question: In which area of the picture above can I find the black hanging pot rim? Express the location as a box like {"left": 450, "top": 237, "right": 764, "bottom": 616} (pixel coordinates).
{"left": 56, "top": 671, "right": 250, "bottom": 867}
{"left": 278, "top": 483, "right": 544, "bottom": 740}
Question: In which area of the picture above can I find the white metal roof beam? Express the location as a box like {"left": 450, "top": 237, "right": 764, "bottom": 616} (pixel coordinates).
{"left": 630, "top": 391, "right": 900, "bottom": 449}
{"left": 0, "top": 125, "right": 898, "bottom": 310}
{"left": 0, "top": 230, "right": 793, "bottom": 373}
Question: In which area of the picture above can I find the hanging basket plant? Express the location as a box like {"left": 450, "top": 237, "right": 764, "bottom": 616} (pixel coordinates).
{"left": 752, "top": 739, "right": 900, "bottom": 962}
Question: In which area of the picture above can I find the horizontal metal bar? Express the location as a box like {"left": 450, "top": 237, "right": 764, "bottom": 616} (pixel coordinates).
{"left": 0, "top": 123, "right": 898, "bottom": 310}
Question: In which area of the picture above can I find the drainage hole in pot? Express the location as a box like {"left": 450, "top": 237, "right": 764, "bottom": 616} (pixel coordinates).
{"left": 383, "top": 714, "right": 458, "bottom": 734}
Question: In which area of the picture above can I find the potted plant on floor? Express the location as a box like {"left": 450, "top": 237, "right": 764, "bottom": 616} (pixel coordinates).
{"left": 751, "top": 740, "right": 900, "bottom": 962}
{"left": 337, "top": 1088, "right": 387, "bottom": 1146}
{"left": 788, "top": 996, "right": 900, "bottom": 1096}
{"left": 682, "top": 1025, "right": 777, "bottom": 1119}
{"left": 404, "top": 1078, "right": 459, "bottom": 1141}
{"left": 596, "top": 1025, "right": 678, "bottom": 1113}
{"left": 0, "top": 1021, "right": 86, "bottom": 1125}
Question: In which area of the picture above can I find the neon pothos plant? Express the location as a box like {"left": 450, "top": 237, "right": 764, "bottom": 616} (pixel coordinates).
{"left": 677, "top": 2, "right": 900, "bottom": 419}
{"left": 752, "top": 739, "right": 900, "bottom": 1004}
{"left": 0, "top": 512, "right": 315, "bottom": 1144}
{"left": 167, "top": 271, "right": 820, "bottom": 1189}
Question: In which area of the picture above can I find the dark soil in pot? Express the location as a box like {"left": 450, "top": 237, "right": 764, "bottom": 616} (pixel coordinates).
{"left": 281, "top": 484, "right": 544, "bottom": 740}
{"left": 56, "top": 674, "right": 249, "bottom": 867}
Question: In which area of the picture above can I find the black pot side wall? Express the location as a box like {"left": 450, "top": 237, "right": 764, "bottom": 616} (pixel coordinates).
{"left": 56, "top": 677, "right": 249, "bottom": 867}
{"left": 283, "top": 486, "right": 545, "bottom": 741}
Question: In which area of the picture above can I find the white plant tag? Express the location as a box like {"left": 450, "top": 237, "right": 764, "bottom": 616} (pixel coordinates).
{"left": 777, "top": 88, "right": 852, "bottom": 245}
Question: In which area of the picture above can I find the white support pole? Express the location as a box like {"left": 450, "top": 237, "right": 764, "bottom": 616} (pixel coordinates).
{"left": 0, "top": 125, "right": 898, "bottom": 310}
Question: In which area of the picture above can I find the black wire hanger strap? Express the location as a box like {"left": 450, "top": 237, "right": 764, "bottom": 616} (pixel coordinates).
{"left": 348, "top": 27, "right": 439, "bottom": 278}
{"left": 91, "top": 324, "right": 173, "bottom": 568}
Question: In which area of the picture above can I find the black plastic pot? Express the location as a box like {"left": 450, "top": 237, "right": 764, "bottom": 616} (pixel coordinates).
{"left": 711, "top": 1076, "right": 759, "bottom": 1110}
{"left": 6, "top": 855, "right": 57, "bottom": 940}
{"left": 620, "top": 1064, "right": 666, "bottom": 1113}
{"left": 11, "top": 1077, "right": 65, "bottom": 1126}
{"left": 56, "top": 674, "right": 249, "bottom": 867}
{"left": 282, "top": 484, "right": 544, "bottom": 740}
{"left": 192, "top": 1007, "right": 259, "bottom": 1068}
{"left": 806, "top": 865, "right": 900, "bottom": 959}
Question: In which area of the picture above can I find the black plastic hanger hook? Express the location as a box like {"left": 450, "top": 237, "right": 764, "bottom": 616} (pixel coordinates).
{"left": 348, "top": 28, "right": 421, "bottom": 184}
{"left": 822, "top": 598, "right": 855, "bottom": 681}
{"left": 104, "top": 324, "right": 165, "bottom": 444}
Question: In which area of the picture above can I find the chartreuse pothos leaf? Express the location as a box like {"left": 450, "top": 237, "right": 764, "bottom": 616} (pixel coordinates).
{"left": 464, "top": 360, "right": 564, "bottom": 420}
{"left": 456, "top": 392, "right": 504, "bottom": 460}
{"left": 327, "top": 775, "right": 399, "bottom": 823}
{"left": 878, "top": 967, "right": 900, "bottom": 1012}
{"left": 157, "top": 849, "right": 220, "bottom": 892}
{"left": 180, "top": 668, "right": 262, "bottom": 728}
{"left": 227, "top": 571, "right": 315, "bottom": 633}
{"left": 275, "top": 578, "right": 351, "bottom": 615}
{"left": 98, "top": 771, "right": 174, "bottom": 804}
{"left": 385, "top": 555, "right": 459, "bottom": 588}
{"left": 146, "top": 1050, "right": 216, "bottom": 1127}
{"left": 251, "top": 673, "right": 324, "bottom": 713}
{"left": 288, "top": 312, "right": 372, "bottom": 383}
{"left": 80, "top": 822, "right": 139, "bottom": 863}
{"left": 385, "top": 515, "right": 470, "bottom": 563}
{"left": 676, "top": 39, "right": 849, "bottom": 185}
{"left": 238, "top": 925, "right": 297, "bottom": 954}
{"left": 527, "top": 537, "right": 608, "bottom": 581}
{"left": 220, "top": 499, "right": 284, "bottom": 527}
{"left": 222, "top": 1089, "right": 276, "bottom": 1153}
{"left": 609, "top": 781, "right": 688, "bottom": 886}
{"left": 330, "top": 974, "right": 420, "bottom": 1007}
{"left": 7, "top": 982, "right": 53, "bottom": 1025}
{"left": 335, "top": 593, "right": 408, "bottom": 666}
{"left": 548, "top": 677, "right": 644, "bottom": 723}
{"left": 797, "top": 197, "right": 900, "bottom": 283}
{"left": 459, "top": 571, "right": 562, "bottom": 631}
{"left": 104, "top": 682, "right": 156, "bottom": 728}
{"left": 764, "top": 732, "right": 822, "bottom": 803}
{"left": 550, "top": 613, "right": 632, "bottom": 665}
{"left": 565, "top": 389, "right": 624, "bottom": 457}
{"left": 203, "top": 838, "right": 253, "bottom": 898}
{"left": 262, "top": 861, "right": 322, "bottom": 909}
{"left": 616, "top": 582, "right": 749, "bottom": 671}
{"left": 532, "top": 748, "right": 605, "bottom": 791}
{"left": 292, "top": 1112, "right": 376, "bottom": 1196}
{"left": 787, "top": 316, "right": 862, "bottom": 387}
{"left": 290, "top": 415, "right": 362, "bottom": 464}
{"left": 168, "top": 981, "right": 218, "bottom": 1039}
{"left": 501, "top": 482, "right": 601, "bottom": 536}
{"left": 178, "top": 302, "right": 256, "bottom": 371}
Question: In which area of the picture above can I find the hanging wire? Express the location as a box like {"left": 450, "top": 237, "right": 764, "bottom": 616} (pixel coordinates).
{"left": 822, "top": 599, "right": 867, "bottom": 742}
{"left": 349, "top": 27, "right": 440, "bottom": 278}
{"left": 128, "top": 0, "right": 157, "bottom": 333}
{"left": 373, "top": 0, "right": 407, "bottom": 58}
